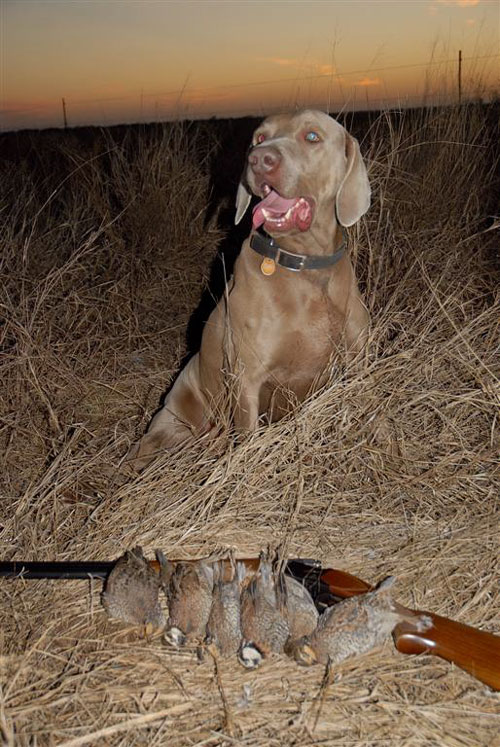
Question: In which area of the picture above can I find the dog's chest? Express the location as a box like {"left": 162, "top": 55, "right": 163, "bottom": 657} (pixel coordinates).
{"left": 229, "top": 260, "right": 347, "bottom": 365}
{"left": 273, "top": 279, "right": 341, "bottom": 333}
{"left": 262, "top": 284, "right": 343, "bottom": 369}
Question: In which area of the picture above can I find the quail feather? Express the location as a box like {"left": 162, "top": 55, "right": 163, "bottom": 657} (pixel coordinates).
{"left": 284, "top": 574, "right": 319, "bottom": 640}
{"left": 206, "top": 553, "right": 245, "bottom": 657}
{"left": 239, "top": 552, "right": 289, "bottom": 669}
{"left": 163, "top": 559, "right": 214, "bottom": 647}
{"left": 101, "top": 546, "right": 165, "bottom": 631}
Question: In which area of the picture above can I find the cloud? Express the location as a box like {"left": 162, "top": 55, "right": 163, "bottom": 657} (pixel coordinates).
{"left": 257, "top": 57, "right": 299, "bottom": 68}
{"left": 428, "top": 1, "right": 479, "bottom": 17}
{"left": 355, "top": 77, "right": 381, "bottom": 87}
{"left": 436, "top": 0, "right": 480, "bottom": 7}
{"left": 317, "top": 64, "right": 336, "bottom": 76}
{"left": 256, "top": 58, "right": 336, "bottom": 76}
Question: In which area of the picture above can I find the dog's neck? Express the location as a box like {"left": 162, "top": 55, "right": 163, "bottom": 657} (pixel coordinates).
{"left": 263, "top": 215, "right": 345, "bottom": 258}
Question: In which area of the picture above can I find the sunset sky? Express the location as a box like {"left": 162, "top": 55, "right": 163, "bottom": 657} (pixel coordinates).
{"left": 1, "top": 0, "right": 498, "bottom": 131}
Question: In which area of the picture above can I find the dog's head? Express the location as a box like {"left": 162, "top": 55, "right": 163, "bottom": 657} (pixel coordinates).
{"left": 235, "top": 109, "right": 370, "bottom": 235}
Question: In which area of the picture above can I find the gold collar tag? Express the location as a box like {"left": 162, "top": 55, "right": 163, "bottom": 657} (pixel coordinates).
{"left": 260, "top": 257, "right": 276, "bottom": 276}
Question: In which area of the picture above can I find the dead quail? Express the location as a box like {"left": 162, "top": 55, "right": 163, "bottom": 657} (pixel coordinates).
{"left": 239, "top": 552, "right": 289, "bottom": 669}
{"left": 285, "top": 575, "right": 319, "bottom": 640}
{"left": 164, "top": 559, "right": 214, "bottom": 647}
{"left": 286, "top": 576, "right": 432, "bottom": 666}
{"left": 102, "top": 546, "right": 165, "bottom": 631}
{"left": 206, "top": 554, "right": 245, "bottom": 657}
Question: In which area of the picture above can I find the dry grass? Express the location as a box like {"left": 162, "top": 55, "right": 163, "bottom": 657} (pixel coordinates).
{"left": 1, "top": 102, "right": 499, "bottom": 745}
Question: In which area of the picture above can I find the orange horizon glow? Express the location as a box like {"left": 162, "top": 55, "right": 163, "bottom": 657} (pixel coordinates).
{"left": 1, "top": 0, "right": 498, "bottom": 132}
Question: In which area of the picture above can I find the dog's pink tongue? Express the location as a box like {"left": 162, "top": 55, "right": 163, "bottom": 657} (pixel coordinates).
{"left": 252, "top": 190, "right": 298, "bottom": 228}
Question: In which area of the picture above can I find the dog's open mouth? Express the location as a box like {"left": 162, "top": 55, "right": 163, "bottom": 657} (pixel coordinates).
{"left": 252, "top": 186, "right": 313, "bottom": 232}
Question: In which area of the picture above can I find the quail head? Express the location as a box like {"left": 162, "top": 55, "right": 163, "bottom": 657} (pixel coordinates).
{"left": 238, "top": 552, "right": 289, "bottom": 669}
{"left": 206, "top": 553, "right": 245, "bottom": 657}
{"left": 102, "top": 546, "right": 165, "bottom": 631}
{"left": 284, "top": 574, "right": 319, "bottom": 640}
{"left": 287, "top": 576, "right": 432, "bottom": 666}
{"left": 163, "top": 559, "right": 214, "bottom": 647}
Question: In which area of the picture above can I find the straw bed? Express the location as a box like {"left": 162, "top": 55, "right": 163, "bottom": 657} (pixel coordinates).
{"left": 1, "top": 104, "right": 499, "bottom": 745}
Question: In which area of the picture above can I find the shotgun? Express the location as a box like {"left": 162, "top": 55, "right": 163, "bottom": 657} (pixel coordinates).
{"left": 1, "top": 557, "right": 499, "bottom": 690}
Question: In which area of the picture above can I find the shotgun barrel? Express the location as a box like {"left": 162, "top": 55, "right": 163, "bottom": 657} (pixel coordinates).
{"left": 1, "top": 557, "right": 499, "bottom": 690}
{"left": 0, "top": 560, "right": 115, "bottom": 580}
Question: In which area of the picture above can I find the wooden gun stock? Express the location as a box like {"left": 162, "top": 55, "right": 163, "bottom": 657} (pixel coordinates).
{"left": 1, "top": 558, "right": 499, "bottom": 690}
{"left": 394, "top": 613, "right": 500, "bottom": 692}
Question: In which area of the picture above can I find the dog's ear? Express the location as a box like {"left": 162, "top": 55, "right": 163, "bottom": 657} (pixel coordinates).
{"left": 235, "top": 181, "right": 252, "bottom": 225}
{"left": 336, "top": 133, "right": 371, "bottom": 227}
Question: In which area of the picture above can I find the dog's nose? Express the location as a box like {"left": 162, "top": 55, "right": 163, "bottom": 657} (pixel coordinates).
{"left": 248, "top": 146, "right": 281, "bottom": 175}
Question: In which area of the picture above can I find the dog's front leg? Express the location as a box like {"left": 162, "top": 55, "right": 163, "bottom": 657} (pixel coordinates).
{"left": 232, "top": 378, "right": 261, "bottom": 433}
{"left": 126, "top": 354, "right": 210, "bottom": 471}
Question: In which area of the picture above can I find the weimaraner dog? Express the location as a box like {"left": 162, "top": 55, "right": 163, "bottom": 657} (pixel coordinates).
{"left": 127, "top": 109, "right": 371, "bottom": 469}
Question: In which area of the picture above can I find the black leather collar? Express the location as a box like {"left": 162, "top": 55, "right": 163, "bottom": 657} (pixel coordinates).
{"left": 250, "top": 230, "right": 346, "bottom": 272}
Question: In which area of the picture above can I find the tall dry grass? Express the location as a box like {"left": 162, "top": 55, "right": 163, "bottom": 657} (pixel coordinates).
{"left": 0, "top": 102, "right": 499, "bottom": 745}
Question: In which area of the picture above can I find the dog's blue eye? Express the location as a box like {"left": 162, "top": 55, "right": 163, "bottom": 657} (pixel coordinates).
{"left": 305, "top": 131, "right": 320, "bottom": 142}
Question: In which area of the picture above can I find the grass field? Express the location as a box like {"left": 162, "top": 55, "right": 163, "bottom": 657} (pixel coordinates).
{"left": 1, "top": 101, "right": 499, "bottom": 745}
